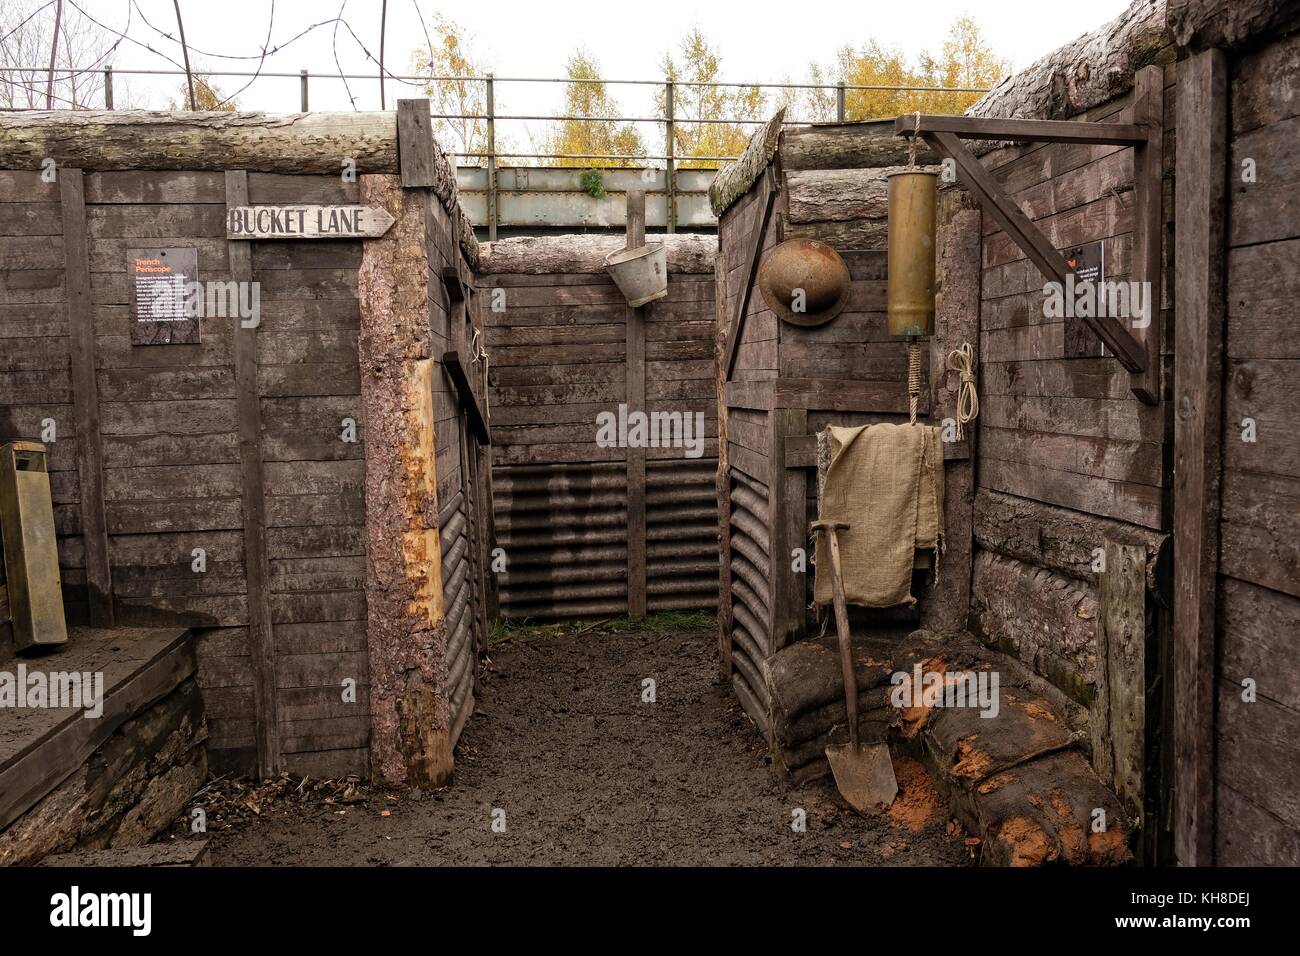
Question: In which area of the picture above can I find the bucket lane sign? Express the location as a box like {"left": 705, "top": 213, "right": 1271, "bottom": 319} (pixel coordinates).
{"left": 227, "top": 204, "right": 396, "bottom": 240}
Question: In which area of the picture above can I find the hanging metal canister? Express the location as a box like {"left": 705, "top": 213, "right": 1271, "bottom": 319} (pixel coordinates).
{"left": 886, "top": 170, "right": 938, "bottom": 337}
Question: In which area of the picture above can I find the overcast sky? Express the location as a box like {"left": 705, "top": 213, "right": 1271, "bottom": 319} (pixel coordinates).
{"left": 65, "top": 0, "right": 1132, "bottom": 154}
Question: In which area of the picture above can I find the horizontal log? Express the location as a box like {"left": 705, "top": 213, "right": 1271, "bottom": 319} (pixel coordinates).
{"left": 0, "top": 110, "right": 399, "bottom": 174}
{"left": 780, "top": 120, "right": 940, "bottom": 171}
{"left": 478, "top": 233, "right": 717, "bottom": 274}
{"left": 1169, "top": 0, "right": 1300, "bottom": 52}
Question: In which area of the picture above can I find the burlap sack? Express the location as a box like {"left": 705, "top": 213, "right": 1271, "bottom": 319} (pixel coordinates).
{"left": 813, "top": 423, "right": 944, "bottom": 608}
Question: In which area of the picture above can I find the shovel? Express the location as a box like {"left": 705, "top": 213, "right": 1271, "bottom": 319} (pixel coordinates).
{"left": 812, "top": 519, "right": 898, "bottom": 814}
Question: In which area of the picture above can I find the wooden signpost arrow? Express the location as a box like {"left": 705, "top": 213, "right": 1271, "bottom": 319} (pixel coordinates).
{"left": 226, "top": 204, "right": 396, "bottom": 240}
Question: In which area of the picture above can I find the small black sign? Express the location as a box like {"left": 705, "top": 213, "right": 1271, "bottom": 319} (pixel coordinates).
{"left": 1063, "top": 240, "right": 1105, "bottom": 359}
{"left": 128, "top": 247, "right": 200, "bottom": 346}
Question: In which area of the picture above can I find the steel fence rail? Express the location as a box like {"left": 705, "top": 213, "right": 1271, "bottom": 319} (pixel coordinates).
{"left": 0, "top": 64, "right": 990, "bottom": 238}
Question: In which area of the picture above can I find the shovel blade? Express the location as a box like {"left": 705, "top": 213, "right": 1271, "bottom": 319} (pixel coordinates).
{"left": 825, "top": 742, "right": 898, "bottom": 815}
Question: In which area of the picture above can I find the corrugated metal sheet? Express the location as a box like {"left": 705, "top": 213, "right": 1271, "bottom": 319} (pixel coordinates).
{"left": 727, "top": 466, "right": 771, "bottom": 732}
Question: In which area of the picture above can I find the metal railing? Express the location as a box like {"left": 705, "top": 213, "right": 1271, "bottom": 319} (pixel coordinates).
{"left": 0, "top": 65, "right": 989, "bottom": 238}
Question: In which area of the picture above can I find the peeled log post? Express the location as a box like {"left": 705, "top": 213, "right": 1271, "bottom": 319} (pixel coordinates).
{"left": 0, "top": 110, "right": 399, "bottom": 173}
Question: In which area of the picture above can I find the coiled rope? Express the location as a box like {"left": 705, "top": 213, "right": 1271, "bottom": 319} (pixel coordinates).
{"left": 945, "top": 342, "right": 979, "bottom": 439}
{"left": 470, "top": 326, "right": 490, "bottom": 418}
{"left": 907, "top": 339, "right": 922, "bottom": 425}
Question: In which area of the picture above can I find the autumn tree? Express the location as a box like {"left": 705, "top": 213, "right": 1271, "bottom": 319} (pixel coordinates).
{"left": 658, "top": 28, "right": 765, "bottom": 167}
{"left": 168, "top": 73, "right": 237, "bottom": 111}
{"left": 814, "top": 16, "right": 1008, "bottom": 122}
{"left": 535, "top": 49, "right": 645, "bottom": 168}
{"left": 411, "top": 13, "right": 495, "bottom": 163}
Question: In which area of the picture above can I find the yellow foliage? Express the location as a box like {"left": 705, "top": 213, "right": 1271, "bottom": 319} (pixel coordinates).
{"left": 411, "top": 13, "right": 495, "bottom": 163}
{"left": 169, "top": 74, "right": 236, "bottom": 111}
{"left": 658, "top": 28, "right": 765, "bottom": 168}
{"left": 536, "top": 49, "right": 646, "bottom": 168}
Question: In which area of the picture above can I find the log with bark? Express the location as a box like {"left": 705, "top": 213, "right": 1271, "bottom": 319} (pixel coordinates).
{"left": 708, "top": 108, "right": 784, "bottom": 217}
{"left": 0, "top": 110, "right": 399, "bottom": 174}
{"left": 967, "top": 0, "right": 1173, "bottom": 126}
{"left": 779, "top": 121, "right": 939, "bottom": 171}
{"left": 1168, "top": 0, "right": 1300, "bottom": 51}
{"left": 478, "top": 233, "right": 716, "bottom": 274}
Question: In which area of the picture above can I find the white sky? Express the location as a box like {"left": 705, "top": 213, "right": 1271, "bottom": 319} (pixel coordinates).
{"left": 60, "top": 0, "right": 1133, "bottom": 156}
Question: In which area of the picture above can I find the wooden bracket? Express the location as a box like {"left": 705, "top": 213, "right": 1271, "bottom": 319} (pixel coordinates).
{"left": 443, "top": 351, "right": 491, "bottom": 445}
{"left": 723, "top": 165, "right": 779, "bottom": 381}
{"left": 441, "top": 265, "right": 468, "bottom": 304}
{"left": 898, "top": 69, "right": 1164, "bottom": 406}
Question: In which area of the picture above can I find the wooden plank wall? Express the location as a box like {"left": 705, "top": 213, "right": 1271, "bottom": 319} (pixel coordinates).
{"left": 1212, "top": 32, "right": 1300, "bottom": 864}
{"left": 969, "top": 69, "right": 1177, "bottom": 711}
{"left": 423, "top": 191, "right": 486, "bottom": 750}
{"left": 0, "top": 170, "right": 83, "bottom": 623}
{"left": 481, "top": 267, "right": 718, "bottom": 620}
{"left": 0, "top": 165, "right": 486, "bottom": 780}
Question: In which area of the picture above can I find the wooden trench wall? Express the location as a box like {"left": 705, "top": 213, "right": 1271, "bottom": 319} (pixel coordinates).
{"left": 714, "top": 0, "right": 1300, "bottom": 864}
{"left": 0, "top": 102, "right": 492, "bottom": 785}
{"left": 714, "top": 118, "right": 970, "bottom": 738}
{"left": 478, "top": 236, "right": 719, "bottom": 621}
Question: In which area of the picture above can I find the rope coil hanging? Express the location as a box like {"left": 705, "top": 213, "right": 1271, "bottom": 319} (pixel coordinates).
{"left": 945, "top": 342, "right": 979, "bottom": 439}
{"left": 470, "top": 326, "right": 490, "bottom": 418}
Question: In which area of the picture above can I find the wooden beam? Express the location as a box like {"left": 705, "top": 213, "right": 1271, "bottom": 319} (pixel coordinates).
{"left": 60, "top": 168, "right": 112, "bottom": 627}
{"left": 226, "top": 169, "right": 281, "bottom": 779}
{"left": 626, "top": 303, "right": 647, "bottom": 619}
{"left": 396, "top": 99, "right": 435, "bottom": 188}
{"left": 1129, "top": 65, "right": 1165, "bottom": 404}
{"left": 443, "top": 351, "right": 491, "bottom": 445}
{"left": 926, "top": 130, "right": 1149, "bottom": 378}
{"left": 768, "top": 407, "right": 807, "bottom": 651}
{"left": 1095, "top": 538, "right": 1148, "bottom": 818}
{"left": 723, "top": 166, "right": 778, "bottom": 380}
{"left": 1172, "top": 48, "right": 1228, "bottom": 868}
{"left": 895, "top": 114, "right": 1148, "bottom": 145}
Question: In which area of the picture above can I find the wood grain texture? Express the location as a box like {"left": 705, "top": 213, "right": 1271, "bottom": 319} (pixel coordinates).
{"left": 61, "top": 169, "right": 113, "bottom": 627}
{"left": 226, "top": 169, "right": 281, "bottom": 778}
{"left": 1172, "top": 48, "right": 1227, "bottom": 867}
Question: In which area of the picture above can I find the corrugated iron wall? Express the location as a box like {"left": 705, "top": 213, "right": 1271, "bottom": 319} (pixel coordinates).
{"left": 481, "top": 259, "right": 718, "bottom": 620}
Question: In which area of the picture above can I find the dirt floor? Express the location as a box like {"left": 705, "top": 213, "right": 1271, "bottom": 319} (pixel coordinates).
{"left": 196, "top": 619, "right": 974, "bottom": 866}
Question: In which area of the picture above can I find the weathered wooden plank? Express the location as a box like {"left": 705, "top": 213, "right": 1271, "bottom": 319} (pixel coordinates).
{"left": 1172, "top": 48, "right": 1227, "bottom": 866}
{"left": 226, "top": 169, "right": 280, "bottom": 778}
{"left": 60, "top": 169, "right": 113, "bottom": 627}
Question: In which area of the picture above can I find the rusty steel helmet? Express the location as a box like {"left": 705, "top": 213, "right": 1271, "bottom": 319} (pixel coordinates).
{"left": 757, "top": 238, "right": 852, "bottom": 327}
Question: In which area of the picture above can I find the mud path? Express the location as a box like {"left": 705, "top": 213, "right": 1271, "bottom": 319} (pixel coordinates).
{"left": 207, "top": 624, "right": 972, "bottom": 866}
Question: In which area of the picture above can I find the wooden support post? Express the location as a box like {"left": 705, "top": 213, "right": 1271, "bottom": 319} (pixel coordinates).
{"left": 397, "top": 98, "right": 435, "bottom": 189}
{"left": 225, "top": 169, "right": 280, "bottom": 778}
{"left": 1173, "top": 48, "right": 1228, "bottom": 867}
{"left": 1094, "top": 538, "right": 1147, "bottom": 818}
{"left": 1130, "top": 65, "right": 1165, "bottom": 404}
{"left": 768, "top": 408, "right": 807, "bottom": 652}
{"left": 358, "top": 174, "right": 453, "bottom": 788}
{"left": 919, "top": 187, "right": 981, "bottom": 633}
{"left": 61, "top": 168, "right": 112, "bottom": 627}
{"left": 625, "top": 189, "right": 647, "bottom": 618}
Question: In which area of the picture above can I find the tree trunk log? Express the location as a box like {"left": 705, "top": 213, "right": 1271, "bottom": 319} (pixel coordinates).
{"left": 780, "top": 121, "right": 939, "bottom": 171}
{"left": 478, "top": 233, "right": 716, "bottom": 274}
{"left": 0, "top": 110, "right": 399, "bottom": 174}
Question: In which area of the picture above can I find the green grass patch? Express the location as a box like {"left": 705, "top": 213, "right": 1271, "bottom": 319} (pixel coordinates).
{"left": 489, "top": 610, "right": 715, "bottom": 645}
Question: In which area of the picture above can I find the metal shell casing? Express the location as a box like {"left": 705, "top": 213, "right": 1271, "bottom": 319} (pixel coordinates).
{"left": 886, "top": 170, "right": 938, "bottom": 337}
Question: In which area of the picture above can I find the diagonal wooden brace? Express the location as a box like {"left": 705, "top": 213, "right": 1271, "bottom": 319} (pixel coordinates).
{"left": 924, "top": 130, "right": 1148, "bottom": 376}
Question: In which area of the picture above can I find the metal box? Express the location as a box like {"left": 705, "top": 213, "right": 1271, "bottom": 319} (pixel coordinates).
{"left": 0, "top": 441, "right": 68, "bottom": 651}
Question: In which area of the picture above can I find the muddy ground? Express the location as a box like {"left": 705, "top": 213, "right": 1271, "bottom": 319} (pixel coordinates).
{"left": 199, "top": 621, "right": 973, "bottom": 866}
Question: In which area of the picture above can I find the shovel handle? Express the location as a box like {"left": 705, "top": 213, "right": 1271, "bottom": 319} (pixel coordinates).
{"left": 818, "top": 523, "right": 859, "bottom": 748}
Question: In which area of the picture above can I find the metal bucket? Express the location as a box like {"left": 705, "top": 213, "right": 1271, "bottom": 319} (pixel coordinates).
{"left": 604, "top": 242, "right": 668, "bottom": 307}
